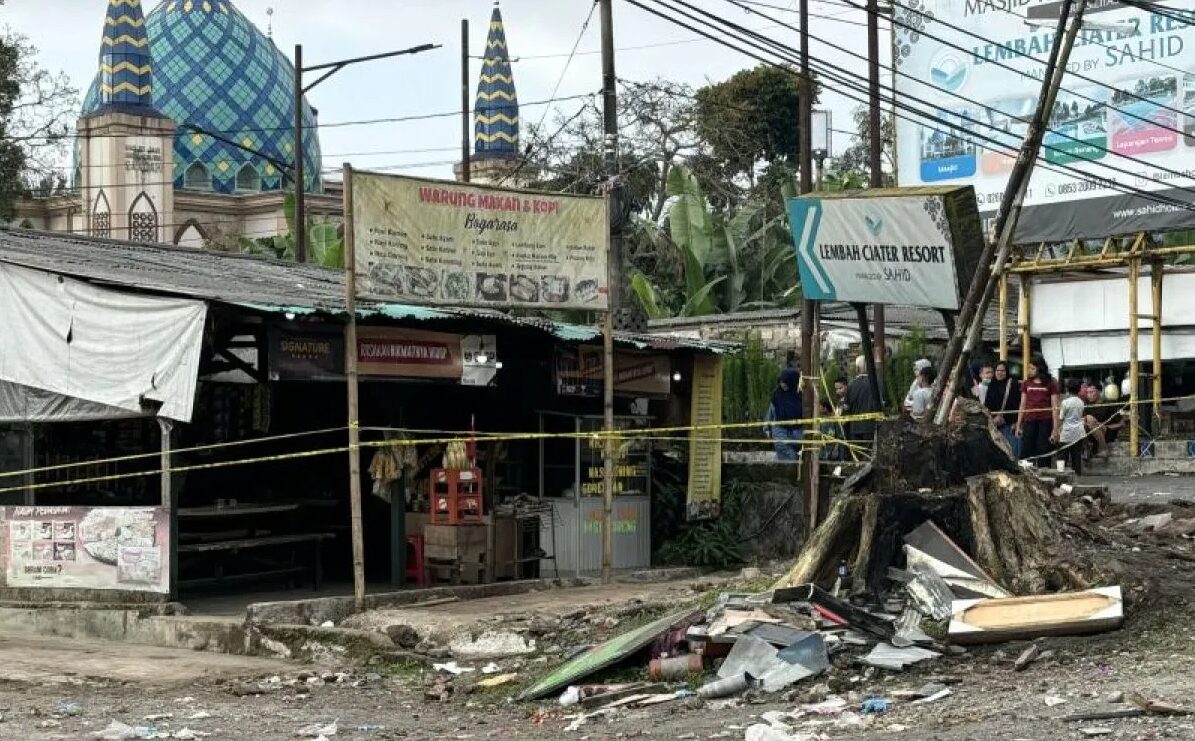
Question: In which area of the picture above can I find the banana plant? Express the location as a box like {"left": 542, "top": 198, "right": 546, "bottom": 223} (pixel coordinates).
{"left": 240, "top": 191, "right": 344, "bottom": 268}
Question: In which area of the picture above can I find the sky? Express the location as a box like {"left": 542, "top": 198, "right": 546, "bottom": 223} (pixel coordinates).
{"left": 2, "top": 0, "right": 890, "bottom": 183}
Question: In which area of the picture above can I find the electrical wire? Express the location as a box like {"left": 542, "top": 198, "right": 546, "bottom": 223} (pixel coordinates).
{"left": 719, "top": 0, "right": 1195, "bottom": 195}
{"left": 496, "top": 3, "right": 600, "bottom": 187}
{"left": 1, "top": 93, "right": 597, "bottom": 144}
{"left": 623, "top": 0, "right": 1195, "bottom": 214}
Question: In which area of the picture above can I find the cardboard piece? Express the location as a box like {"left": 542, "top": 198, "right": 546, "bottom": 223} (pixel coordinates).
{"left": 948, "top": 586, "right": 1124, "bottom": 645}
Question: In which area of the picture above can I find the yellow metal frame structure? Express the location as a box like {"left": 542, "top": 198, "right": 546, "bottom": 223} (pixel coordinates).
{"left": 1001, "top": 232, "right": 1195, "bottom": 458}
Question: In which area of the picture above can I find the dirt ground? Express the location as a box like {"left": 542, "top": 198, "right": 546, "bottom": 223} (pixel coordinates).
{"left": 3, "top": 500, "right": 1195, "bottom": 740}
{"left": 1, "top": 596, "right": 1194, "bottom": 741}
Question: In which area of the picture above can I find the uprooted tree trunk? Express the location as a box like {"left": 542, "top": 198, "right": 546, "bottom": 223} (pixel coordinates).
{"left": 780, "top": 399, "right": 1102, "bottom": 596}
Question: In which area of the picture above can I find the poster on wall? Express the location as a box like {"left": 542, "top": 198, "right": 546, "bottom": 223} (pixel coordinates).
{"left": 893, "top": 0, "right": 1195, "bottom": 241}
{"left": 350, "top": 171, "right": 610, "bottom": 310}
{"left": 686, "top": 355, "right": 724, "bottom": 521}
{"left": 2, "top": 506, "right": 169, "bottom": 593}
{"left": 268, "top": 327, "right": 498, "bottom": 386}
{"left": 788, "top": 187, "right": 983, "bottom": 310}
{"left": 554, "top": 346, "right": 672, "bottom": 398}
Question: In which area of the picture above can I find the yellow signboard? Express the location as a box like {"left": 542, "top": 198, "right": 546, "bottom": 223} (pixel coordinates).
{"left": 687, "top": 355, "right": 724, "bottom": 521}
{"left": 350, "top": 171, "right": 609, "bottom": 310}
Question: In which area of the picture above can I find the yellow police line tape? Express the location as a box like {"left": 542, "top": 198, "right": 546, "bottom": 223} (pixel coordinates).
{"left": 0, "top": 389, "right": 1182, "bottom": 494}
{"left": 0, "top": 427, "right": 876, "bottom": 497}
{"left": 0, "top": 411, "right": 886, "bottom": 483}
{"left": 0, "top": 425, "right": 350, "bottom": 482}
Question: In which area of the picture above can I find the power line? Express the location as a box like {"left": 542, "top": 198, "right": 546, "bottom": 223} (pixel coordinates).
{"left": 624, "top": 0, "right": 1195, "bottom": 215}
{"left": 712, "top": 0, "right": 1195, "bottom": 195}
{"left": 2, "top": 93, "right": 597, "bottom": 144}
{"left": 530, "top": 2, "right": 599, "bottom": 146}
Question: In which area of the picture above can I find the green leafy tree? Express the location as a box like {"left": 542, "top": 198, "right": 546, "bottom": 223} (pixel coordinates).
{"left": 824, "top": 105, "right": 896, "bottom": 189}
{"left": 0, "top": 24, "right": 22, "bottom": 218}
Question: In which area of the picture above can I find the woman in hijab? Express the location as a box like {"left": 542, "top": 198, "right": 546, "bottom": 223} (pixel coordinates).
{"left": 765, "top": 367, "right": 804, "bottom": 461}
{"left": 986, "top": 360, "right": 1022, "bottom": 458}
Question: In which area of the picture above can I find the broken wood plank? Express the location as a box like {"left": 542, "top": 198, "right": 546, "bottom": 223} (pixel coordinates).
{"left": 949, "top": 587, "right": 1124, "bottom": 645}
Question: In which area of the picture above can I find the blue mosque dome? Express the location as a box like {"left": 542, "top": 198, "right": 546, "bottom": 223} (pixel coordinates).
{"left": 80, "top": 0, "right": 322, "bottom": 195}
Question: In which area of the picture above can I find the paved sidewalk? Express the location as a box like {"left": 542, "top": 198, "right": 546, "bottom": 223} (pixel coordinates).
{"left": 1082, "top": 474, "right": 1195, "bottom": 503}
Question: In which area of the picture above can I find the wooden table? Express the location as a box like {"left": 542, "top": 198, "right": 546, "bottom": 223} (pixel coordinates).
{"left": 177, "top": 503, "right": 328, "bottom": 590}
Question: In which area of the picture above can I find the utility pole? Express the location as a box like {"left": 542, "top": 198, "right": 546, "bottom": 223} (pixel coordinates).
{"left": 867, "top": 0, "right": 886, "bottom": 407}
{"left": 599, "top": 0, "right": 620, "bottom": 585}
{"left": 797, "top": 0, "right": 818, "bottom": 535}
{"left": 931, "top": 0, "right": 1087, "bottom": 424}
{"left": 293, "top": 44, "right": 307, "bottom": 263}
{"left": 461, "top": 20, "right": 471, "bottom": 183}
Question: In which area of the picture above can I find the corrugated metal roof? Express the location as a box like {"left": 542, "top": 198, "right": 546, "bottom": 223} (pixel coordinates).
{"left": 0, "top": 228, "right": 734, "bottom": 353}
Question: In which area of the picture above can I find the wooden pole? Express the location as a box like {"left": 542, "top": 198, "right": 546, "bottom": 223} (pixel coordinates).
{"left": 1129, "top": 255, "right": 1140, "bottom": 459}
{"left": 599, "top": 0, "right": 620, "bottom": 584}
{"left": 998, "top": 271, "right": 1009, "bottom": 362}
{"left": 1019, "top": 276, "right": 1031, "bottom": 380}
{"left": 343, "top": 164, "right": 366, "bottom": 608}
{"left": 1152, "top": 260, "right": 1163, "bottom": 425}
{"left": 798, "top": 0, "right": 818, "bottom": 537}
{"left": 159, "top": 418, "right": 177, "bottom": 601}
{"left": 461, "top": 20, "right": 471, "bottom": 183}
{"left": 867, "top": 0, "right": 887, "bottom": 408}
{"left": 602, "top": 308, "right": 616, "bottom": 584}
{"left": 930, "top": 0, "right": 1084, "bottom": 423}
{"left": 294, "top": 44, "right": 306, "bottom": 263}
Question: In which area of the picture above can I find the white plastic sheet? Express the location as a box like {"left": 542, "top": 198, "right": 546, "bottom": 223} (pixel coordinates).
{"left": 0, "top": 263, "right": 206, "bottom": 422}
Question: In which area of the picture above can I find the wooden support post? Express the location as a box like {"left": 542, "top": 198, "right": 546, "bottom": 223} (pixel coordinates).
{"left": 1152, "top": 260, "right": 1163, "bottom": 425}
{"left": 1019, "top": 276, "right": 1031, "bottom": 380}
{"left": 602, "top": 308, "right": 615, "bottom": 584}
{"left": 390, "top": 469, "right": 406, "bottom": 588}
{"left": 998, "top": 271, "right": 1009, "bottom": 362}
{"left": 343, "top": 164, "right": 366, "bottom": 609}
{"left": 159, "top": 418, "right": 177, "bottom": 601}
{"left": 1129, "top": 256, "right": 1140, "bottom": 459}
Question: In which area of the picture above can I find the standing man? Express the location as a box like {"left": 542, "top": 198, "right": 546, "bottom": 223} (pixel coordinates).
{"left": 843, "top": 355, "right": 881, "bottom": 445}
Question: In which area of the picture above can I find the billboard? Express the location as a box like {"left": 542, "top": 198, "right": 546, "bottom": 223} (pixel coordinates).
{"left": 893, "top": 0, "right": 1195, "bottom": 242}
{"left": 554, "top": 346, "right": 672, "bottom": 398}
{"left": 350, "top": 171, "right": 610, "bottom": 310}
{"left": 787, "top": 186, "right": 983, "bottom": 309}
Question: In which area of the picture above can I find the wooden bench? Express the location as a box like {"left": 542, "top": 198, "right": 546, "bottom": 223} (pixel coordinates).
{"left": 178, "top": 533, "right": 334, "bottom": 590}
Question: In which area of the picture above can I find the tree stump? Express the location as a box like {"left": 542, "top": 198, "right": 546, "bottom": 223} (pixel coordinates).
{"left": 779, "top": 399, "right": 1097, "bottom": 596}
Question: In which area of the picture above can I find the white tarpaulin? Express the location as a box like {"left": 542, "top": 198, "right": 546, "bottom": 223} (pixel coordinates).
{"left": 0, "top": 263, "right": 206, "bottom": 422}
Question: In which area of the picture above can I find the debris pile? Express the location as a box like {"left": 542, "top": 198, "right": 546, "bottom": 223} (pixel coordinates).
{"left": 505, "top": 402, "right": 1147, "bottom": 737}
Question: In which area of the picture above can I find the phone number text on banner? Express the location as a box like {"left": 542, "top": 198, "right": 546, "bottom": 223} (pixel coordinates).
{"left": 351, "top": 172, "right": 610, "bottom": 311}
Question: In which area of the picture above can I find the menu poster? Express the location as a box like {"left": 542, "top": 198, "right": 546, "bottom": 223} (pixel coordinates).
{"left": 350, "top": 171, "right": 610, "bottom": 310}
{"left": 686, "top": 356, "right": 724, "bottom": 521}
{"left": 2, "top": 506, "right": 169, "bottom": 593}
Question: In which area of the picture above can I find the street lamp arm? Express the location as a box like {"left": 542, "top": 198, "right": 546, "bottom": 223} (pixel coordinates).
{"left": 301, "top": 44, "right": 442, "bottom": 91}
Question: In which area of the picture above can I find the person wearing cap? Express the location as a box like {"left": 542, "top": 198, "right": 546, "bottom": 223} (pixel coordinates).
{"left": 764, "top": 367, "right": 804, "bottom": 461}
{"left": 903, "top": 358, "right": 932, "bottom": 413}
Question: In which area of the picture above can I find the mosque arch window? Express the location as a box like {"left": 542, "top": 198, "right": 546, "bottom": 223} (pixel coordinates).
{"left": 129, "top": 193, "right": 159, "bottom": 243}
{"left": 174, "top": 219, "right": 207, "bottom": 249}
{"left": 92, "top": 191, "right": 111, "bottom": 239}
{"left": 184, "top": 162, "right": 212, "bottom": 191}
{"left": 235, "top": 164, "right": 261, "bottom": 193}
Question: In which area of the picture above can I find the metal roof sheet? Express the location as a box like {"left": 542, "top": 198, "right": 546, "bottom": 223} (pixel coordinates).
{"left": 0, "top": 228, "right": 734, "bottom": 354}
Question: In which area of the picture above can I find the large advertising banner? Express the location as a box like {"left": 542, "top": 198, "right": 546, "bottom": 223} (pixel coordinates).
{"left": 893, "top": 0, "right": 1195, "bottom": 241}
{"left": 2, "top": 506, "right": 169, "bottom": 593}
{"left": 787, "top": 187, "right": 983, "bottom": 309}
{"left": 350, "top": 171, "right": 610, "bottom": 310}
{"left": 687, "top": 355, "right": 724, "bottom": 521}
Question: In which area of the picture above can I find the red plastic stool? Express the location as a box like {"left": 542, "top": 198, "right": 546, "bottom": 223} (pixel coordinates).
{"left": 405, "top": 534, "right": 427, "bottom": 587}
